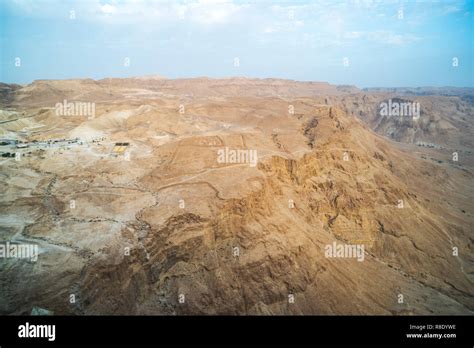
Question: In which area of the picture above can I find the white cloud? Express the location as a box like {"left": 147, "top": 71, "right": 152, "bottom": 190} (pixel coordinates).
{"left": 186, "top": 0, "right": 244, "bottom": 25}
{"left": 342, "top": 30, "right": 421, "bottom": 45}
{"left": 7, "top": 0, "right": 248, "bottom": 25}
{"left": 90, "top": 0, "right": 246, "bottom": 25}
{"left": 367, "top": 31, "right": 421, "bottom": 45}
{"left": 441, "top": 5, "right": 461, "bottom": 15}
{"left": 100, "top": 4, "right": 117, "bottom": 15}
{"left": 343, "top": 31, "right": 363, "bottom": 39}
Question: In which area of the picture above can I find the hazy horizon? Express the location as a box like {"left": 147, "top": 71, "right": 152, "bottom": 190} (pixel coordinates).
{"left": 3, "top": 73, "right": 474, "bottom": 90}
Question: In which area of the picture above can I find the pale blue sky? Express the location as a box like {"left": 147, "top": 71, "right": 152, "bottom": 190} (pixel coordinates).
{"left": 0, "top": 0, "right": 473, "bottom": 87}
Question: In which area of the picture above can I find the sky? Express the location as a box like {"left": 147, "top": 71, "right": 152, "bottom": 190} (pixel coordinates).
{"left": 0, "top": 0, "right": 473, "bottom": 87}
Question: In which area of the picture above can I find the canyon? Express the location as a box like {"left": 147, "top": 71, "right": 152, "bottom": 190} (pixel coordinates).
{"left": 0, "top": 77, "right": 472, "bottom": 315}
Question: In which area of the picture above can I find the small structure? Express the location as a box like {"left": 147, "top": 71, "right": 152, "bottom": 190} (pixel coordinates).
{"left": 31, "top": 306, "right": 54, "bottom": 316}
{"left": 112, "top": 142, "right": 129, "bottom": 156}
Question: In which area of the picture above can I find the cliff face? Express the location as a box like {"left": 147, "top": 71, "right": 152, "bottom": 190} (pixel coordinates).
{"left": 72, "top": 107, "right": 472, "bottom": 315}
{"left": 336, "top": 93, "right": 474, "bottom": 151}
{"left": 0, "top": 79, "right": 472, "bottom": 315}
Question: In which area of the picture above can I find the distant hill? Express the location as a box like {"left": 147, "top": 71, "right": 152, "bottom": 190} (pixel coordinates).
{"left": 363, "top": 86, "right": 474, "bottom": 97}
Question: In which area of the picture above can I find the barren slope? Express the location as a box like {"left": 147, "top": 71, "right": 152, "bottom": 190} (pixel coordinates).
{"left": 0, "top": 78, "right": 472, "bottom": 315}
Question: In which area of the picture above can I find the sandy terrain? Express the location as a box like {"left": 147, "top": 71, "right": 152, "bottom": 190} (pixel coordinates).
{"left": 0, "top": 77, "right": 472, "bottom": 315}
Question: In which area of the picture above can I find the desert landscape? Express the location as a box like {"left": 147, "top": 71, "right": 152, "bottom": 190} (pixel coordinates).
{"left": 0, "top": 77, "right": 472, "bottom": 315}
